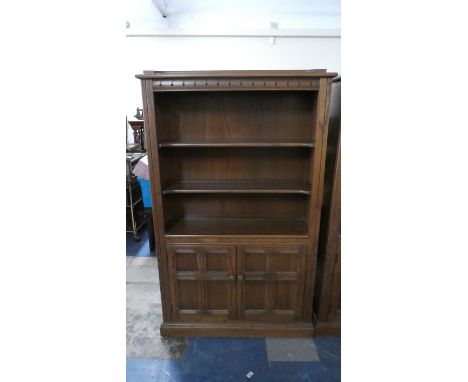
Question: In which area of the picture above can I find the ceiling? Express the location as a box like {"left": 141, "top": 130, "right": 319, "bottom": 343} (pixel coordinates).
{"left": 126, "top": 0, "right": 341, "bottom": 30}
{"left": 164, "top": 0, "right": 340, "bottom": 14}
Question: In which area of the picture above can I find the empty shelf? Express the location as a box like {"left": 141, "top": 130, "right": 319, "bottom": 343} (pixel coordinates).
{"left": 159, "top": 142, "right": 314, "bottom": 148}
{"left": 165, "top": 218, "right": 308, "bottom": 236}
{"left": 162, "top": 180, "right": 311, "bottom": 195}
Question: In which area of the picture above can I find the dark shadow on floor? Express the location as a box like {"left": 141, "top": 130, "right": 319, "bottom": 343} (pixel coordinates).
{"left": 127, "top": 228, "right": 155, "bottom": 257}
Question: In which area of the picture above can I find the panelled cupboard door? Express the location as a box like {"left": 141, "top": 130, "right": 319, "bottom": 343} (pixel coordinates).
{"left": 236, "top": 246, "right": 307, "bottom": 323}
{"left": 167, "top": 245, "right": 237, "bottom": 322}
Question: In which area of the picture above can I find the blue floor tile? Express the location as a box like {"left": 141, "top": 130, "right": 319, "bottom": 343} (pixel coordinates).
{"left": 314, "top": 336, "right": 341, "bottom": 367}
{"left": 128, "top": 337, "right": 340, "bottom": 382}
{"left": 257, "top": 362, "right": 335, "bottom": 382}
{"left": 158, "top": 338, "right": 268, "bottom": 382}
{"left": 126, "top": 358, "right": 163, "bottom": 382}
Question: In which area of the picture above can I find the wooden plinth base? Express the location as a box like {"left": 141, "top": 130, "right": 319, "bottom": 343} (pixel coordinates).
{"left": 160, "top": 322, "right": 315, "bottom": 338}
{"left": 314, "top": 321, "right": 341, "bottom": 336}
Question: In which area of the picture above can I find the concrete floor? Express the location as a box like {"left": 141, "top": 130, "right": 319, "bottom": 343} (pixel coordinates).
{"left": 126, "top": 229, "right": 341, "bottom": 381}
{"left": 127, "top": 255, "right": 187, "bottom": 359}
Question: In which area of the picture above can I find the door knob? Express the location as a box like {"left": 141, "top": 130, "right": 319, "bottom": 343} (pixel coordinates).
{"left": 228, "top": 275, "right": 236, "bottom": 281}
{"left": 237, "top": 275, "right": 244, "bottom": 282}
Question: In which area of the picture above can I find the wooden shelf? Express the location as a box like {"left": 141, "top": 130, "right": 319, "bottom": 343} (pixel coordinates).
{"left": 162, "top": 180, "right": 311, "bottom": 195}
{"left": 159, "top": 142, "right": 314, "bottom": 148}
{"left": 165, "top": 218, "right": 308, "bottom": 236}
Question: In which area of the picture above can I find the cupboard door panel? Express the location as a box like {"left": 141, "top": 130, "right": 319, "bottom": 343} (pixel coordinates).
{"left": 167, "top": 245, "right": 236, "bottom": 322}
{"left": 237, "top": 246, "right": 307, "bottom": 323}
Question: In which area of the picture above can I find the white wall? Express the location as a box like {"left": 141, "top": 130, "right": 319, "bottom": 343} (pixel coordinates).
{"left": 125, "top": 36, "right": 340, "bottom": 118}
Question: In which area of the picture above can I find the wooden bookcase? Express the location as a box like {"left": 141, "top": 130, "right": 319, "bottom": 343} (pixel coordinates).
{"left": 136, "top": 70, "right": 336, "bottom": 337}
{"left": 314, "top": 76, "right": 341, "bottom": 335}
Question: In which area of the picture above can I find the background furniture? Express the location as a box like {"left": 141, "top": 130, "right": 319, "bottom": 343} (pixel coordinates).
{"left": 128, "top": 120, "right": 146, "bottom": 151}
{"left": 127, "top": 118, "right": 156, "bottom": 247}
{"left": 137, "top": 70, "right": 336, "bottom": 337}
{"left": 126, "top": 153, "right": 146, "bottom": 241}
{"left": 313, "top": 76, "right": 341, "bottom": 335}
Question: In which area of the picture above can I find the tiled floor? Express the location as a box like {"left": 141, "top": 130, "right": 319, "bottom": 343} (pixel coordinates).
{"left": 127, "top": 229, "right": 153, "bottom": 258}
{"left": 127, "top": 229, "right": 341, "bottom": 381}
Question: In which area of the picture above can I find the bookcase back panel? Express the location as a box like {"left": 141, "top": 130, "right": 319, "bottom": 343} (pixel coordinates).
{"left": 162, "top": 194, "right": 309, "bottom": 236}
{"left": 154, "top": 91, "right": 317, "bottom": 144}
{"left": 159, "top": 147, "right": 311, "bottom": 183}
{"left": 163, "top": 194, "right": 308, "bottom": 221}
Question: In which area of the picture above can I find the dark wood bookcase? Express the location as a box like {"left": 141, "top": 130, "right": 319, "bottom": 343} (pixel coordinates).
{"left": 136, "top": 70, "right": 336, "bottom": 337}
{"left": 314, "top": 76, "right": 341, "bottom": 335}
